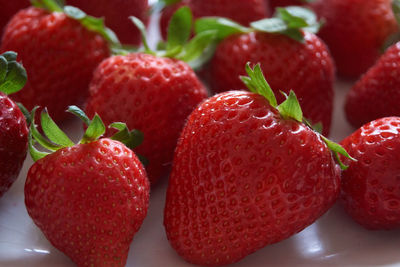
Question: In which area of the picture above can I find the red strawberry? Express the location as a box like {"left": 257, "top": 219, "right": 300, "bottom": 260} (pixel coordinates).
{"left": 66, "top": 0, "right": 149, "bottom": 45}
{"left": 159, "top": 0, "right": 270, "bottom": 40}
{"left": 345, "top": 42, "right": 400, "bottom": 128}
{"left": 164, "top": 64, "right": 350, "bottom": 266}
{"left": 340, "top": 117, "right": 400, "bottom": 230}
{"left": 201, "top": 7, "right": 334, "bottom": 136}
{"left": 268, "top": 0, "right": 308, "bottom": 10}
{"left": 0, "top": 51, "right": 28, "bottom": 198}
{"left": 310, "top": 0, "right": 398, "bottom": 77}
{"left": 85, "top": 9, "right": 211, "bottom": 185}
{"left": 25, "top": 107, "right": 150, "bottom": 266}
{"left": 0, "top": 0, "right": 29, "bottom": 35}
{"left": 0, "top": 1, "right": 115, "bottom": 122}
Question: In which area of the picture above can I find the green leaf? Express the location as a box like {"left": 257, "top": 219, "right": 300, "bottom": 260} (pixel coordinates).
{"left": 16, "top": 103, "right": 32, "bottom": 126}
{"left": 277, "top": 7, "right": 308, "bottom": 29}
{"left": 393, "top": 0, "right": 400, "bottom": 25}
{"left": 195, "top": 17, "right": 251, "bottom": 41}
{"left": 1, "top": 51, "right": 17, "bottom": 61}
{"left": 0, "top": 56, "right": 7, "bottom": 83}
{"left": 130, "top": 16, "right": 153, "bottom": 54}
{"left": 31, "top": 0, "right": 63, "bottom": 12}
{"left": 0, "top": 60, "right": 27, "bottom": 95}
{"left": 160, "top": 0, "right": 181, "bottom": 5}
{"left": 277, "top": 90, "right": 303, "bottom": 122}
{"left": 110, "top": 122, "right": 144, "bottom": 149}
{"left": 64, "top": 6, "right": 120, "bottom": 46}
{"left": 283, "top": 28, "right": 304, "bottom": 42}
{"left": 250, "top": 18, "right": 288, "bottom": 33}
{"left": 28, "top": 133, "right": 49, "bottom": 162}
{"left": 81, "top": 114, "right": 106, "bottom": 144}
{"left": 240, "top": 63, "right": 277, "bottom": 108}
{"left": 67, "top": 105, "right": 91, "bottom": 126}
{"left": 166, "top": 6, "right": 193, "bottom": 54}
{"left": 178, "top": 30, "right": 217, "bottom": 62}
{"left": 321, "top": 136, "right": 357, "bottom": 171}
{"left": 41, "top": 109, "right": 75, "bottom": 147}
{"left": 29, "top": 107, "right": 61, "bottom": 152}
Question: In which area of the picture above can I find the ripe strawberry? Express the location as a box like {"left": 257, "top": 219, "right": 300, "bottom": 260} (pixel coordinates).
{"left": 159, "top": 0, "right": 270, "bottom": 40}
{"left": 268, "top": 0, "right": 308, "bottom": 10}
{"left": 340, "top": 117, "right": 400, "bottom": 230}
{"left": 25, "top": 106, "right": 150, "bottom": 267}
{"left": 0, "top": 0, "right": 29, "bottom": 35}
{"left": 164, "top": 64, "right": 351, "bottom": 266}
{"left": 0, "top": 0, "right": 116, "bottom": 122}
{"left": 310, "top": 0, "right": 398, "bottom": 77}
{"left": 66, "top": 0, "right": 149, "bottom": 45}
{"left": 199, "top": 7, "right": 334, "bottom": 136}
{"left": 86, "top": 9, "right": 211, "bottom": 185}
{"left": 0, "top": 51, "right": 28, "bottom": 198}
{"left": 345, "top": 42, "right": 400, "bottom": 128}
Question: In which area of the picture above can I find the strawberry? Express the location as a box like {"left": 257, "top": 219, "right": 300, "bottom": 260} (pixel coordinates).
{"left": 197, "top": 7, "right": 334, "bottom": 136}
{"left": 159, "top": 0, "right": 270, "bottom": 40}
{"left": 164, "top": 64, "right": 352, "bottom": 266}
{"left": 85, "top": 9, "right": 211, "bottom": 185}
{"left": 25, "top": 106, "right": 150, "bottom": 266}
{"left": 66, "top": 0, "right": 149, "bottom": 45}
{"left": 0, "top": 0, "right": 29, "bottom": 35}
{"left": 0, "top": 0, "right": 117, "bottom": 122}
{"left": 268, "top": 0, "right": 309, "bottom": 10}
{"left": 310, "top": 0, "right": 398, "bottom": 77}
{"left": 345, "top": 42, "right": 400, "bottom": 128}
{"left": 0, "top": 51, "right": 28, "bottom": 198}
{"left": 340, "top": 117, "right": 400, "bottom": 230}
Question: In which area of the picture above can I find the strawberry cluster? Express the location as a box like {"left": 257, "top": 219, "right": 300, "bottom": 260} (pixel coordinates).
{"left": 1, "top": 0, "right": 400, "bottom": 266}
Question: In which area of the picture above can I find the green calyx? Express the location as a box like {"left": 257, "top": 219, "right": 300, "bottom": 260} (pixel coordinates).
{"left": 31, "top": 0, "right": 120, "bottom": 48}
{"left": 195, "top": 6, "right": 321, "bottom": 42}
{"left": 29, "top": 106, "right": 146, "bottom": 163}
{"left": 241, "top": 63, "right": 356, "bottom": 170}
{"left": 128, "top": 6, "right": 217, "bottom": 70}
{"left": 0, "top": 51, "right": 27, "bottom": 95}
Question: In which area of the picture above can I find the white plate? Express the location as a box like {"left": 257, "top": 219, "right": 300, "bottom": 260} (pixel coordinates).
{"left": 1, "top": 78, "right": 400, "bottom": 267}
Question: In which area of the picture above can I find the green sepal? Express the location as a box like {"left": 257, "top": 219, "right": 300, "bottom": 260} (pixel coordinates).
{"left": 0, "top": 52, "right": 27, "bottom": 95}
{"left": 81, "top": 114, "right": 106, "bottom": 144}
{"left": 31, "top": 0, "right": 63, "bottom": 12}
{"left": 166, "top": 6, "right": 192, "bottom": 55}
{"left": 393, "top": 0, "right": 400, "bottom": 25}
{"left": 64, "top": 6, "right": 120, "bottom": 46}
{"left": 110, "top": 122, "right": 144, "bottom": 149}
{"left": 321, "top": 136, "right": 357, "bottom": 171}
{"left": 67, "top": 105, "right": 91, "bottom": 126}
{"left": 16, "top": 103, "right": 32, "bottom": 126}
{"left": 304, "top": 117, "right": 323, "bottom": 134}
{"left": 129, "top": 16, "right": 154, "bottom": 54}
{"left": 277, "top": 90, "right": 303, "bottom": 122}
{"left": 240, "top": 63, "right": 277, "bottom": 108}
{"left": 41, "top": 108, "right": 75, "bottom": 147}
{"left": 195, "top": 17, "right": 251, "bottom": 41}
{"left": 178, "top": 30, "right": 217, "bottom": 66}
{"left": 250, "top": 6, "right": 320, "bottom": 42}
{"left": 28, "top": 133, "right": 49, "bottom": 162}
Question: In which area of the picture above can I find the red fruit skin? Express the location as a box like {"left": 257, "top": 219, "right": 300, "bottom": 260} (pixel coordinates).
{"left": 0, "top": 7, "right": 110, "bottom": 122}
{"left": 85, "top": 53, "right": 208, "bottom": 185}
{"left": 340, "top": 117, "right": 400, "bottom": 230}
{"left": 0, "top": 92, "right": 28, "bottom": 197}
{"left": 345, "top": 42, "right": 400, "bottom": 128}
{"left": 164, "top": 91, "right": 340, "bottom": 266}
{"left": 25, "top": 139, "right": 150, "bottom": 267}
{"left": 67, "top": 0, "right": 148, "bottom": 45}
{"left": 159, "top": 0, "right": 269, "bottom": 40}
{"left": 311, "top": 0, "right": 397, "bottom": 77}
{"left": 268, "top": 0, "right": 306, "bottom": 10}
{"left": 0, "top": 0, "right": 29, "bottom": 35}
{"left": 210, "top": 31, "right": 335, "bottom": 136}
